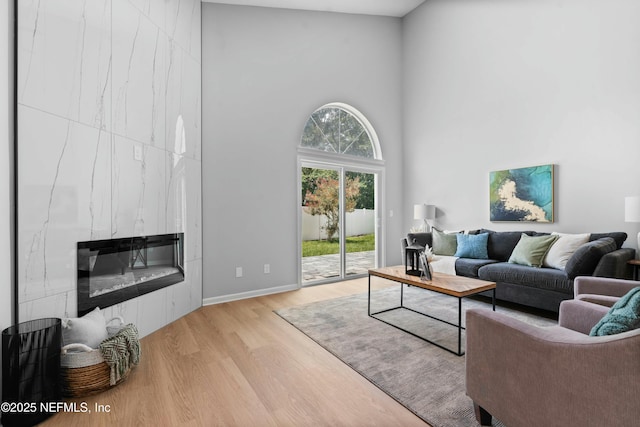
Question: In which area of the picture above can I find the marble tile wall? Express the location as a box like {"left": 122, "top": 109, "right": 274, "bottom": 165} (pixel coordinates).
{"left": 16, "top": 0, "right": 202, "bottom": 338}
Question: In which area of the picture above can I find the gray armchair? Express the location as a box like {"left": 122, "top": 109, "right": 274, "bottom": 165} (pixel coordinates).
{"left": 558, "top": 276, "right": 639, "bottom": 334}
{"left": 465, "top": 276, "right": 640, "bottom": 426}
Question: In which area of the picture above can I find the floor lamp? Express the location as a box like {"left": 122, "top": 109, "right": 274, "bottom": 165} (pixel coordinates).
{"left": 625, "top": 196, "right": 640, "bottom": 258}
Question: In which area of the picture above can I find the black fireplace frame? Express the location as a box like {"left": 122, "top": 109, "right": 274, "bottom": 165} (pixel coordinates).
{"left": 77, "top": 233, "right": 184, "bottom": 316}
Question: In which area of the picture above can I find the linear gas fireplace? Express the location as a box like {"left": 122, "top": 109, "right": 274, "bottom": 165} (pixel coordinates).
{"left": 77, "top": 233, "right": 184, "bottom": 316}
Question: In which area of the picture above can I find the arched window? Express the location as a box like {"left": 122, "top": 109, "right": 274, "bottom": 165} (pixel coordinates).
{"left": 298, "top": 103, "right": 384, "bottom": 285}
{"left": 300, "top": 103, "right": 382, "bottom": 160}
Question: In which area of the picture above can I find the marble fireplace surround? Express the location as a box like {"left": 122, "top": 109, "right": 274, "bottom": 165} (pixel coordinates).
{"left": 16, "top": 0, "right": 203, "bottom": 338}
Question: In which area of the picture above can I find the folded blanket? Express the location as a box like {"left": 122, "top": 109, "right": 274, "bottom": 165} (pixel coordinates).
{"left": 99, "top": 324, "right": 141, "bottom": 385}
{"left": 430, "top": 255, "right": 458, "bottom": 276}
{"left": 590, "top": 287, "right": 640, "bottom": 336}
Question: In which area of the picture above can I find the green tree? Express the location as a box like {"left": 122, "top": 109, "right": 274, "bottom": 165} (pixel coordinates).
{"left": 305, "top": 175, "right": 361, "bottom": 240}
{"left": 349, "top": 172, "right": 374, "bottom": 209}
{"left": 303, "top": 169, "right": 374, "bottom": 209}
{"left": 301, "top": 168, "right": 337, "bottom": 205}
{"left": 301, "top": 108, "right": 374, "bottom": 158}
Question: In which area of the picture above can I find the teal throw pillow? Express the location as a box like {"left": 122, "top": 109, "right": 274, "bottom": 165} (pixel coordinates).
{"left": 590, "top": 287, "right": 640, "bottom": 336}
{"left": 432, "top": 228, "right": 458, "bottom": 256}
{"left": 454, "top": 233, "right": 489, "bottom": 259}
{"left": 508, "top": 234, "right": 559, "bottom": 268}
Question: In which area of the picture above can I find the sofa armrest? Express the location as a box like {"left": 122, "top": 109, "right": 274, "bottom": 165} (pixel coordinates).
{"left": 574, "top": 276, "right": 639, "bottom": 298}
{"left": 406, "top": 232, "right": 432, "bottom": 249}
{"left": 593, "top": 248, "right": 635, "bottom": 278}
{"left": 465, "top": 308, "right": 640, "bottom": 427}
{"left": 558, "top": 299, "right": 609, "bottom": 334}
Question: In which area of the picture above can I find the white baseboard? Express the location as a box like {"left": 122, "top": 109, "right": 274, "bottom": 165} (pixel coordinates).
{"left": 202, "top": 283, "right": 300, "bottom": 306}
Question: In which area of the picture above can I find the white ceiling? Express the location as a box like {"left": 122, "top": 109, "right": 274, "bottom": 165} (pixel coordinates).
{"left": 202, "top": 0, "right": 427, "bottom": 18}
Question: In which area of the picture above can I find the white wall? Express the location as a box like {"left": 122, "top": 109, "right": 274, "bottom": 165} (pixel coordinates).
{"left": 403, "top": 0, "right": 640, "bottom": 249}
{"left": 0, "top": 0, "right": 13, "bottom": 404}
{"left": 15, "top": 0, "right": 202, "bottom": 338}
{"left": 202, "top": 4, "right": 404, "bottom": 300}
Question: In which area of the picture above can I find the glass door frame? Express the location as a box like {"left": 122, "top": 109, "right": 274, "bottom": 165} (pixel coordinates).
{"left": 297, "top": 152, "right": 385, "bottom": 286}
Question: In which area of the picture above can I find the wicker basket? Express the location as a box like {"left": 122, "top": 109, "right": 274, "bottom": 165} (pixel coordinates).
{"left": 60, "top": 316, "right": 134, "bottom": 397}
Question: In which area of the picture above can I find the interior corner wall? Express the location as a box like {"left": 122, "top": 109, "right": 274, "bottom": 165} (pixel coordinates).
{"left": 201, "top": 4, "right": 404, "bottom": 300}
{"left": 0, "top": 0, "right": 14, "bottom": 403}
{"left": 403, "top": 0, "right": 640, "bottom": 249}
{"left": 15, "top": 0, "right": 203, "bottom": 338}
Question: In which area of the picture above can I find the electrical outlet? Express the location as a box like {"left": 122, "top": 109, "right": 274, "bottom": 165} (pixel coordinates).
{"left": 264, "top": 264, "right": 270, "bottom": 274}
{"left": 134, "top": 145, "right": 143, "bottom": 161}
{"left": 235, "top": 267, "right": 243, "bottom": 278}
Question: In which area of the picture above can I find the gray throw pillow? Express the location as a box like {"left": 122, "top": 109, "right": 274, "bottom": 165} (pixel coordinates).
{"left": 564, "top": 237, "right": 617, "bottom": 279}
{"left": 62, "top": 307, "right": 108, "bottom": 349}
{"left": 432, "top": 228, "right": 458, "bottom": 256}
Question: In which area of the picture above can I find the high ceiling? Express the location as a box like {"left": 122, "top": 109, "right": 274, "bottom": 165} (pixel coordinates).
{"left": 202, "top": 0, "right": 427, "bottom": 18}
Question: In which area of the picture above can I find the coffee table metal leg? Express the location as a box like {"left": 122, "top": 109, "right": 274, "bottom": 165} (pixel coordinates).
{"left": 458, "top": 297, "right": 462, "bottom": 356}
{"left": 368, "top": 274, "right": 371, "bottom": 315}
{"left": 367, "top": 273, "right": 494, "bottom": 357}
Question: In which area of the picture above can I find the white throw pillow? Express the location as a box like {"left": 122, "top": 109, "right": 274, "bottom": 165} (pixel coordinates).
{"left": 543, "top": 232, "right": 591, "bottom": 270}
{"left": 62, "top": 307, "right": 108, "bottom": 349}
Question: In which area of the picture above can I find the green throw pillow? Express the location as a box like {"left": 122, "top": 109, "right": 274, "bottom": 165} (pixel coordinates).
{"left": 454, "top": 233, "right": 489, "bottom": 259}
{"left": 432, "top": 228, "right": 458, "bottom": 256}
{"left": 508, "top": 234, "right": 559, "bottom": 268}
{"left": 590, "top": 287, "right": 640, "bottom": 336}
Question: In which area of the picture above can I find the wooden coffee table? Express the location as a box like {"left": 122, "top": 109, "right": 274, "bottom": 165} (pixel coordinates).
{"left": 368, "top": 266, "right": 496, "bottom": 356}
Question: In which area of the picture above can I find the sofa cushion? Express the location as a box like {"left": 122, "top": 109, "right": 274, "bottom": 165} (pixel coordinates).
{"left": 478, "top": 262, "right": 572, "bottom": 293}
{"left": 508, "top": 234, "right": 559, "bottom": 268}
{"left": 432, "top": 228, "right": 458, "bottom": 256}
{"left": 455, "top": 258, "right": 498, "bottom": 278}
{"left": 564, "top": 237, "right": 617, "bottom": 279}
{"left": 589, "top": 286, "right": 640, "bottom": 336}
{"left": 543, "top": 232, "right": 591, "bottom": 270}
{"left": 454, "top": 233, "right": 489, "bottom": 259}
{"left": 479, "top": 229, "right": 536, "bottom": 262}
{"left": 590, "top": 232, "right": 627, "bottom": 250}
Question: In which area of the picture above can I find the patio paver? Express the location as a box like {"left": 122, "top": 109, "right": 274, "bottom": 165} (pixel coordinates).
{"left": 302, "top": 250, "right": 375, "bottom": 282}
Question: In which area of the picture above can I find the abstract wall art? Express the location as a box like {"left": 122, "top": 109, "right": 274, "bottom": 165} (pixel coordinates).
{"left": 489, "top": 164, "right": 554, "bottom": 222}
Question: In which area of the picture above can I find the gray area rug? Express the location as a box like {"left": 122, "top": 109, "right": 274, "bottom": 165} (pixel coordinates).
{"left": 275, "top": 286, "right": 557, "bottom": 427}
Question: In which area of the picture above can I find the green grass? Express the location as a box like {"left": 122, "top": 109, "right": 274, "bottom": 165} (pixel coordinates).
{"left": 302, "top": 234, "right": 375, "bottom": 257}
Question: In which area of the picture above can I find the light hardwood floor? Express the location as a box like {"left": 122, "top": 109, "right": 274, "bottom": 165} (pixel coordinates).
{"left": 42, "top": 278, "right": 428, "bottom": 426}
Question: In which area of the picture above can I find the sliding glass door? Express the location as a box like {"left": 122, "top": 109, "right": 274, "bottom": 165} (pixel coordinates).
{"left": 344, "top": 171, "right": 375, "bottom": 277}
{"left": 300, "top": 163, "right": 377, "bottom": 285}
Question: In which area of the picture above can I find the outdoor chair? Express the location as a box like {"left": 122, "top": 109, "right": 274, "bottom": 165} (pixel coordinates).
{"left": 465, "top": 276, "right": 640, "bottom": 426}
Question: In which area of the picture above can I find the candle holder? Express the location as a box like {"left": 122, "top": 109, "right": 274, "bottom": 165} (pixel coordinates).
{"left": 405, "top": 239, "right": 425, "bottom": 276}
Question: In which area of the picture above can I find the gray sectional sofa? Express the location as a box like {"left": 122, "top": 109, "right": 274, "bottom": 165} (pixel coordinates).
{"left": 401, "top": 230, "right": 635, "bottom": 312}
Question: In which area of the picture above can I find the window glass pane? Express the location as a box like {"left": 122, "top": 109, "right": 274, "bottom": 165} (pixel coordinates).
{"left": 301, "top": 167, "right": 340, "bottom": 282}
{"left": 301, "top": 107, "right": 374, "bottom": 158}
{"left": 345, "top": 171, "right": 375, "bottom": 277}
